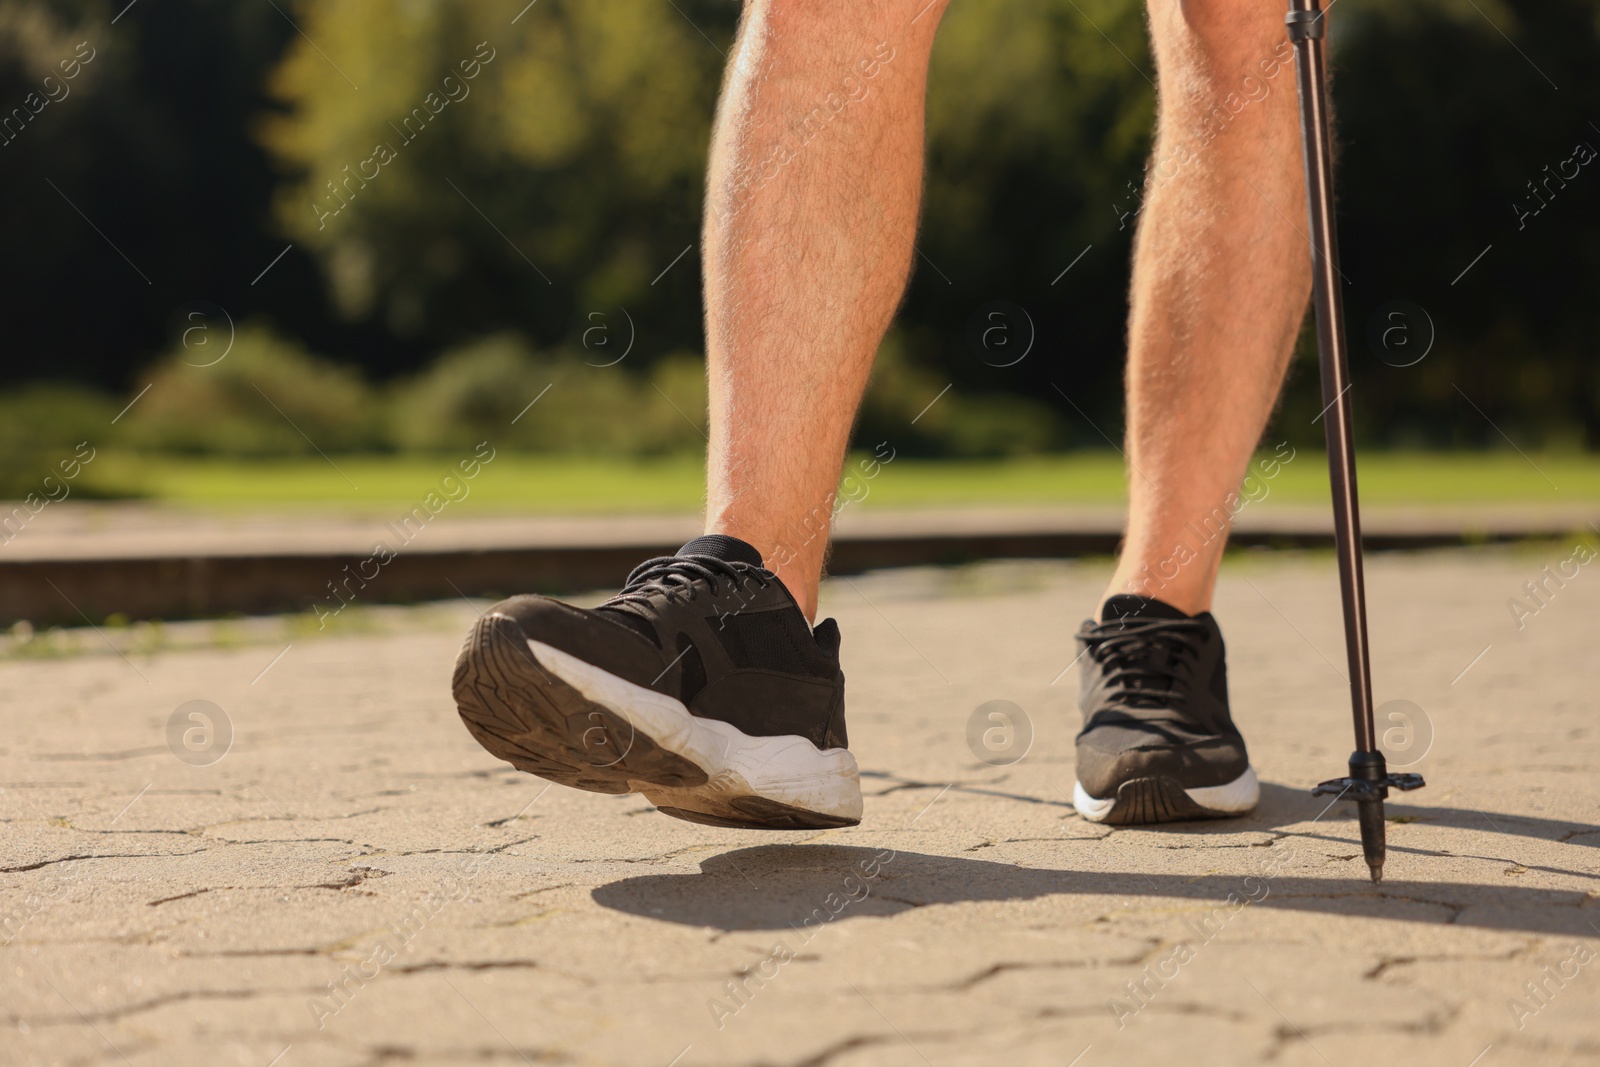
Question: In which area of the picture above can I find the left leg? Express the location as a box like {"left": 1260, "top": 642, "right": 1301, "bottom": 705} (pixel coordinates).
{"left": 1106, "top": 0, "right": 1312, "bottom": 614}
{"left": 1072, "top": 0, "right": 1313, "bottom": 825}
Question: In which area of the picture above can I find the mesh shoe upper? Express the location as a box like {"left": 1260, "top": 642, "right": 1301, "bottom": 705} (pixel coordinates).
{"left": 1075, "top": 594, "right": 1248, "bottom": 797}
{"left": 492, "top": 537, "right": 849, "bottom": 751}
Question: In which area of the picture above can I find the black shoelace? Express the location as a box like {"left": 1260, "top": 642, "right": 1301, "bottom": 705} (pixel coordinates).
{"left": 605, "top": 555, "right": 769, "bottom": 610}
{"left": 1080, "top": 617, "right": 1207, "bottom": 711}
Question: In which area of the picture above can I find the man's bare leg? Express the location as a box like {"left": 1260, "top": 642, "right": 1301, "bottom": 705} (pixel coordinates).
{"left": 1104, "top": 0, "right": 1313, "bottom": 614}
{"left": 451, "top": 2, "right": 950, "bottom": 828}
{"left": 704, "top": 0, "right": 948, "bottom": 621}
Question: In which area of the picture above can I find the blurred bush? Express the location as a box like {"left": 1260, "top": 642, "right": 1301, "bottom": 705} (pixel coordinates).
{"left": 859, "top": 336, "right": 1064, "bottom": 457}
{"left": 0, "top": 327, "right": 1069, "bottom": 486}
{"left": 387, "top": 335, "right": 709, "bottom": 455}
{"left": 119, "top": 325, "right": 382, "bottom": 456}
{"left": 0, "top": 384, "right": 118, "bottom": 498}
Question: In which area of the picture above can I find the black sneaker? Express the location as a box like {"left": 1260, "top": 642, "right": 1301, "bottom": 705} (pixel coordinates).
{"left": 1072, "top": 594, "right": 1258, "bottom": 824}
{"left": 452, "top": 534, "right": 861, "bottom": 830}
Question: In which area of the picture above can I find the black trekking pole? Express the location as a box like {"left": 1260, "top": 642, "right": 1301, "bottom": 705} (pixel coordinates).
{"left": 1285, "top": 0, "right": 1423, "bottom": 883}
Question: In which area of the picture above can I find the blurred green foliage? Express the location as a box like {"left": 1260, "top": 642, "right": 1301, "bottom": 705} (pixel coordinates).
{"left": 0, "top": 384, "right": 116, "bottom": 498}
{"left": 121, "top": 326, "right": 382, "bottom": 456}
{"left": 261, "top": 0, "right": 718, "bottom": 337}
{"left": 5, "top": 327, "right": 1068, "bottom": 481}
{"left": 860, "top": 338, "right": 1065, "bottom": 457}
{"left": 385, "top": 335, "right": 714, "bottom": 455}
{"left": 0, "top": 0, "right": 1596, "bottom": 480}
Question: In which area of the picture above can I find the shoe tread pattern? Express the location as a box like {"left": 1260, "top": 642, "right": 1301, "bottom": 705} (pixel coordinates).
{"left": 453, "top": 613, "right": 706, "bottom": 794}
{"left": 1099, "top": 775, "right": 1235, "bottom": 826}
{"left": 652, "top": 799, "right": 858, "bottom": 831}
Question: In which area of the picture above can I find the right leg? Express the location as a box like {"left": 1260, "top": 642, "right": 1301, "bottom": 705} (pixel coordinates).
{"left": 703, "top": 0, "right": 950, "bottom": 620}
{"left": 453, "top": 0, "right": 950, "bottom": 828}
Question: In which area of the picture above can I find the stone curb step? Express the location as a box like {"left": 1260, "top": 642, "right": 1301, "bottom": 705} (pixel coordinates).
{"left": 1, "top": 503, "right": 1593, "bottom": 626}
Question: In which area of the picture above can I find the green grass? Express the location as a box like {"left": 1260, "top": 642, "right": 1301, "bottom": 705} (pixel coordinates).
{"left": 1258, "top": 452, "right": 1596, "bottom": 506}
{"left": 73, "top": 449, "right": 1600, "bottom": 512}
{"left": 80, "top": 452, "right": 709, "bottom": 512}
{"left": 856, "top": 451, "right": 1600, "bottom": 507}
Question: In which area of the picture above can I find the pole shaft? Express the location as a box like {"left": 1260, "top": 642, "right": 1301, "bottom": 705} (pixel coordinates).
{"left": 1287, "top": 0, "right": 1376, "bottom": 753}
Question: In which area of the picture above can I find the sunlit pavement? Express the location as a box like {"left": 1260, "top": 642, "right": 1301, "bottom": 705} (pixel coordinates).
{"left": 2, "top": 546, "right": 1596, "bottom": 1067}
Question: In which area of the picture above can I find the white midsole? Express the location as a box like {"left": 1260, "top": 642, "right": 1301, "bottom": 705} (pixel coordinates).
{"left": 527, "top": 639, "right": 863, "bottom": 820}
{"left": 1073, "top": 765, "right": 1260, "bottom": 823}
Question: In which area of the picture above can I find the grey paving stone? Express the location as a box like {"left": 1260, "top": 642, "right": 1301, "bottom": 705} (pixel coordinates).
{"left": 2, "top": 546, "right": 1597, "bottom": 1067}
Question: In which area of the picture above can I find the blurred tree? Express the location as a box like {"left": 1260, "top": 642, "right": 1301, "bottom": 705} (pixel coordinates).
{"left": 262, "top": 0, "right": 728, "bottom": 355}
{"left": 0, "top": 0, "right": 407, "bottom": 389}
{"left": 1315, "top": 0, "right": 1600, "bottom": 450}
{"left": 0, "top": 0, "right": 1594, "bottom": 454}
{"left": 912, "top": 0, "right": 1156, "bottom": 449}
{"left": 262, "top": 0, "right": 1150, "bottom": 452}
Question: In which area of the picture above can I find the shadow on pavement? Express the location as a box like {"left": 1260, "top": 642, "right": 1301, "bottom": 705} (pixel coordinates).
{"left": 592, "top": 781, "right": 1600, "bottom": 934}
{"left": 1252, "top": 780, "right": 1597, "bottom": 846}
{"left": 856, "top": 776, "right": 1598, "bottom": 850}
{"left": 592, "top": 843, "right": 1596, "bottom": 934}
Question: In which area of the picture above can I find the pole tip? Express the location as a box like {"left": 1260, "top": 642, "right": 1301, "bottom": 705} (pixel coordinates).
{"left": 1368, "top": 862, "right": 1383, "bottom": 884}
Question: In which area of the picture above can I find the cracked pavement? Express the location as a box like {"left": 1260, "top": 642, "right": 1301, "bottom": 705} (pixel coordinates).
{"left": 2, "top": 546, "right": 1598, "bottom": 1066}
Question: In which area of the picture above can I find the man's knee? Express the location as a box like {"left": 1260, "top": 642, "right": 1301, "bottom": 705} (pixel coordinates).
{"left": 1148, "top": 0, "right": 1300, "bottom": 115}
{"left": 1155, "top": 0, "right": 1292, "bottom": 62}
{"left": 756, "top": 0, "right": 950, "bottom": 42}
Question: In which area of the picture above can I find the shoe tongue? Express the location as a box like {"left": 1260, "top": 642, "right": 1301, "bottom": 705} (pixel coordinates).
{"left": 677, "top": 534, "right": 764, "bottom": 568}
{"left": 1101, "top": 594, "right": 1191, "bottom": 624}
{"left": 811, "top": 617, "right": 841, "bottom": 655}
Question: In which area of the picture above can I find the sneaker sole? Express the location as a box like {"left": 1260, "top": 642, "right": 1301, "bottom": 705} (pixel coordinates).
{"left": 1073, "top": 766, "right": 1259, "bottom": 825}
{"left": 453, "top": 613, "right": 694, "bottom": 795}
{"left": 453, "top": 613, "right": 863, "bottom": 831}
